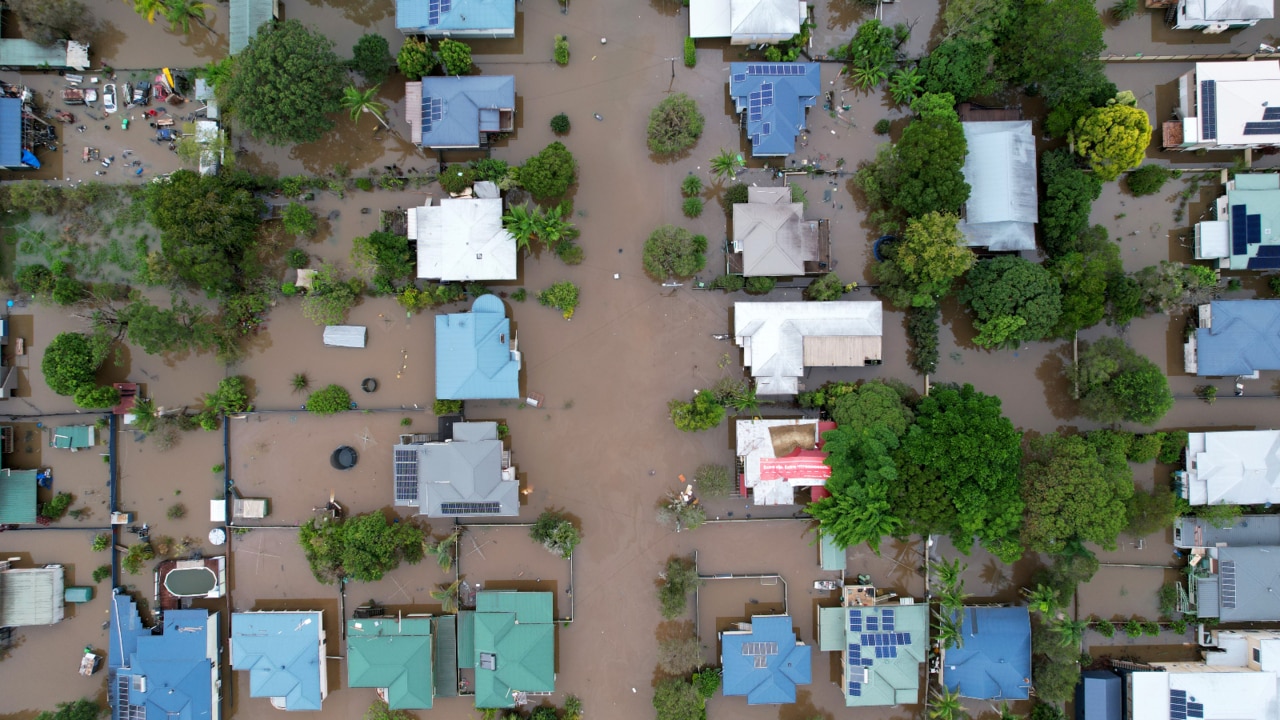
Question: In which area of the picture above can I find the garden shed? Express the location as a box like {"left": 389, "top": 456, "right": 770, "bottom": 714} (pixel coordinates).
{"left": 323, "top": 326, "right": 367, "bottom": 348}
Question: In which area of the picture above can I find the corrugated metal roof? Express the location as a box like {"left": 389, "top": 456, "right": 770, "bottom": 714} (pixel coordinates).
{"left": 457, "top": 611, "right": 475, "bottom": 669}
{"left": 1196, "top": 300, "right": 1280, "bottom": 376}
{"left": 1214, "top": 547, "right": 1280, "bottom": 621}
{"left": 0, "top": 469, "right": 37, "bottom": 524}
{"left": 1175, "top": 515, "right": 1280, "bottom": 549}
{"left": 728, "top": 62, "right": 820, "bottom": 157}
{"left": 229, "top": 0, "right": 276, "bottom": 55}
{"left": 111, "top": 604, "right": 219, "bottom": 720}
{"left": 0, "top": 566, "right": 64, "bottom": 626}
{"left": 472, "top": 592, "right": 555, "bottom": 708}
{"left": 1076, "top": 670, "right": 1122, "bottom": 720}
{"left": 415, "top": 76, "right": 515, "bottom": 149}
{"left": 347, "top": 617, "right": 433, "bottom": 709}
{"left": 0, "top": 39, "right": 71, "bottom": 69}
{"left": 230, "top": 611, "right": 325, "bottom": 710}
{"left": 734, "top": 301, "right": 883, "bottom": 395}
{"left": 941, "top": 606, "right": 1031, "bottom": 700}
{"left": 415, "top": 422, "right": 518, "bottom": 517}
{"left": 435, "top": 296, "right": 521, "bottom": 400}
{"left": 433, "top": 615, "right": 459, "bottom": 697}
{"left": 396, "top": 0, "right": 516, "bottom": 36}
{"left": 721, "top": 615, "right": 811, "bottom": 705}
{"left": 476, "top": 590, "right": 553, "bottom": 621}
{"left": 817, "top": 607, "right": 845, "bottom": 652}
{"left": 414, "top": 198, "right": 518, "bottom": 281}
{"left": 322, "top": 325, "right": 367, "bottom": 348}
{"left": 959, "top": 121, "right": 1038, "bottom": 251}
{"left": 52, "top": 425, "right": 93, "bottom": 449}
{"left": 0, "top": 98, "right": 21, "bottom": 169}
{"left": 819, "top": 533, "right": 846, "bottom": 571}
{"left": 841, "top": 603, "right": 928, "bottom": 707}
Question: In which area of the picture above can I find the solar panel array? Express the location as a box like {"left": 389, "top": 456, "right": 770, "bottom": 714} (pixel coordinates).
{"left": 748, "top": 82, "right": 774, "bottom": 123}
{"left": 1265, "top": 107, "right": 1280, "bottom": 121}
{"left": 744, "top": 63, "right": 809, "bottom": 76}
{"left": 422, "top": 97, "right": 444, "bottom": 134}
{"left": 1221, "top": 560, "right": 1236, "bottom": 609}
{"left": 1244, "top": 121, "right": 1280, "bottom": 135}
{"left": 1170, "top": 689, "right": 1205, "bottom": 720}
{"left": 427, "top": 0, "right": 453, "bottom": 26}
{"left": 394, "top": 449, "right": 419, "bottom": 503}
{"left": 846, "top": 608, "right": 910, "bottom": 697}
{"left": 116, "top": 677, "right": 147, "bottom": 720}
{"left": 1232, "top": 204, "right": 1249, "bottom": 256}
{"left": 441, "top": 501, "right": 502, "bottom": 515}
{"left": 741, "top": 641, "right": 779, "bottom": 656}
{"left": 1201, "top": 81, "right": 1217, "bottom": 141}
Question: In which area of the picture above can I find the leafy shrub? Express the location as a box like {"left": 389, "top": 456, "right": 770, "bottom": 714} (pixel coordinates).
{"left": 643, "top": 225, "right": 707, "bottom": 279}
{"left": 285, "top": 248, "right": 310, "bottom": 269}
{"left": 1124, "top": 619, "right": 1143, "bottom": 638}
{"left": 438, "top": 164, "right": 474, "bottom": 194}
{"left": 282, "top": 202, "right": 317, "bottom": 237}
{"left": 438, "top": 38, "right": 473, "bottom": 75}
{"left": 93, "top": 564, "right": 112, "bottom": 583}
{"left": 306, "top": 384, "right": 352, "bottom": 415}
{"left": 647, "top": 93, "right": 705, "bottom": 155}
{"left": 554, "top": 35, "right": 569, "bottom": 66}
{"left": 1128, "top": 433, "right": 1164, "bottom": 463}
{"left": 683, "top": 37, "right": 697, "bottom": 68}
{"left": 530, "top": 510, "right": 581, "bottom": 558}
{"left": 1270, "top": 276, "right": 1280, "bottom": 297}
{"left": 396, "top": 37, "right": 435, "bottom": 78}
{"left": 658, "top": 556, "right": 701, "bottom": 618}
{"left": 694, "top": 464, "right": 733, "bottom": 497}
{"left": 122, "top": 543, "right": 155, "bottom": 574}
{"left": 1093, "top": 620, "right": 1115, "bottom": 638}
{"left": 281, "top": 282, "right": 298, "bottom": 297}
{"left": 15, "top": 264, "right": 55, "bottom": 294}
{"left": 1111, "top": 0, "right": 1139, "bottom": 20}
{"left": 351, "top": 33, "right": 391, "bottom": 84}
{"left": 668, "top": 391, "right": 725, "bottom": 432}
{"left": 874, "top": 118, "right": 892, "bottom": 135}
{"left": 74, "top": 384, "right": 120, "bottom": 409}
{"left": 711, "top": 274, "right": 745, "bottom": 292}
{"left": 511, "top": 288, "right": 527, "bottom": 302}
{"left": 301, "top": 264, "right": 360, "bottom": 325}
{"left": 51, "top": 277, "right": 85, "bottom": 305}
{"left": 433, "top": 399, "right": 463, "bottom": 415}
{"left": 355, "top": 177, "right": 374, "bottom": 191}
{"left": 804, "top": 272, "right": 845, "bottom": 301}
{"left": 722, "top": 183, "right": 749, "bottom": 209}
{"left": 298, "top": 512, "right": 425, "bottom": 583}
{"left": 907, "top": 305, "right": 940, "bottom": 375}
{"left": 520, "top": 141, "right": 578, "bottom": 199}
{"left": 1158, "top": 430, "right": 1188, "bottom": 464}
{"left": 538, "top": 281, "right": 580, "bottom": 319}
{"left": 1126, "top": 164, "right": 1172, "bottom": 196}
{"left": 681, "top": 174, "right": 703, "bottom": 197}
{"left": 92, "top": 533, "right": 111, "bottom": 552}
{"left": 682, "top": 196, "right": 704, "bottom": 218}
{"left": 744, "top": 276, "right": 775, "bottom": 295}
{"left": 167, "top": 503, "right": 187, "bottom": 520}
{"left": 556, "top": 243, "right": 584, "bottom": 265}
{"left": 550, "top": 113, "right": 571, "bottom": 134}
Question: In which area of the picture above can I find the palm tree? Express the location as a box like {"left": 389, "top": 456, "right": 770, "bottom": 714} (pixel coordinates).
{"left": 430, "top": 580, "right": 462, "bottom": 613}
{"left": 935, "top": 582, "right": 970, "bottom": 615}
{"left": 1050, "top": 617, "right": 1089, "bottom": 650}
{"left": 933, "top": 611, "right": 964, "bottom": 650}
{"left": 1023, "top": 583, "right": 1062, "bottom": 617}
{"left": 533, "top": 204, "right": 578, "bottom": 254}
{"left": 128, "top": 0, "right": 166, "bottom": 24}
{"left": 932, "top": 557, "right": 967, "bottom": 592}
{"left": 928, "top": 686, "right": 968, "bottom": 720}
{"left": 709, "top": 149, "right": 743, "bottom": 181}
{"left": 430, "top": 529, "right": 461, "bottom": 571}
{"left": 163, "top": 0, "right": 214, "bottom": 33}
{"left": 502, "top": 203, "right": 540, "bottom": 253}
{"left": 341, "top": 85, "right": 390, "bottom": 129}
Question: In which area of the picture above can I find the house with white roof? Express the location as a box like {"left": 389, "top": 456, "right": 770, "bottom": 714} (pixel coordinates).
{"left": 409, "top": 197, "right": 517, "bottom": 282}
{"left": 959, "top": 120, "right": 1037, "bottom": 252}
{"left": 1170, "top": 62, "right": 1280, "bottom": 152}
{"left": 689, "top": 0, "right": 806, "bottom": 44}
{"left": 1170, "top": 0, "right": 1273, "bottom": 32}
{"left": 1183, "top": 429, "right": 1280, "bottom": 506}
{"left": 734, "top": 301, "right": 882, "bottom": 395}
{"left": 1126, "top": 630, "right": 1280, "bottom": 720}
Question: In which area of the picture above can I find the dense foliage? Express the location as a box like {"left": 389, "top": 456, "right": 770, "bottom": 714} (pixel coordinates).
{"left": 1126, "top": 165, "right": 1176, "bottom": 196}
{"left": 1071, "top": 338, "right": 1173, "bottom": 425}
{"left": 1051, "top": 226, "right": 1123, "bottom": 337}
{"left": 996, "top": 0, "right": 1108, "bottom": 107}
{"left": 301, "top": 264, "right": 360, "bottom": 325}
{"left": 352, "top": 231, "right": 415, "bottom": 292}
{"left": 834, "top": 20, "right": 906, "bottom": 90}
{"left": 438, "top": 38, "right": 473, "bottom": 75}
{"left": 871, "top": 212, "right": 972, "bottom": 309}
{"left": 33, "top": 698, "right": 102, "bottom": 720}
{"left": 668, "top": 391, "right": 725, "bottom": 432}
{"left": 298, "top": 512, "right": 425, "bottom": 583}
{"left": 919, "top": 39, "right": 997, "bottom": 101}
{"left": 657, "top": 556, "right": 701, "bottom": 619}
{"left": 959, "top": 256, "right": 1062, "bottom": 348}
{"left": 396, "top": 37, "right": 435, "bottom": 78}
{"left": 808, "top": 424, "right": 903, "bottom": 552}
{"left": 9, "top": 0, "right": 90, "bottom": 47}
{"left": 520, "top": 142, "right": 578, "bottom": 200}
{"left": 1039, "top": 149, "right": 1103, "bottom": 259}
{"left": 41, "top": 332, "right": 107, "bottom": 396}
{"left": 647, "top": 94, "right": 705, "bottom": 155}
{"left": 1022, "top": 433, "right": 1134, "bottom": 553}
{"left": 643, "top": 225, "right": 707, "bottom": 279}
{"left": 351, "top": 34, "right": 392, "bottom": 84}
{"left": 1074, "top": 104, "right": 1152, "bottom": 181}
{"left": 530, "top": 510, "right": 581, "bottom": 558}
{"left": 306, "top": 384, "right": 352, "bottom": 416}
{"left": 538, "top": 281, "right": 581, "bottom": 320}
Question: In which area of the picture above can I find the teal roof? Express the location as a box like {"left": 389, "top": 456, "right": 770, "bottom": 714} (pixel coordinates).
{"left": 52, "top": 425, "right": 93, "bottom": 449}
{"left": 0, "top": 469, "right": 37, "bottom": 524}
{"left": 820, "top": 533, "right": 846, "bottom": 571}
{"left": 842, "top": 604, "right": 928, "bottom": 707}
{"left": 1223, "top": 174, "right": 1280, "bottom": 270}
{"left": 347, "top": 618, "right": 433, "bottom": 709}
{"left": 458, "top": 611, "right": 476, "bottom": 668}
{"left": 229, "top": 0, "right": 276, "bottom": 54}
{"left": 231, "top": 611, "right": 326, "bottom": 711}
{"left": 472, "top": 592, "right": 555, "bottom": 708}
{"left": 434, "top": 615, "right": 459, "bottom": 698}
{"left": 436, "top": 295, "right": 521, "bottom": 400}
{"left": 397, "top": 0, "right": 516, "bottom": 36}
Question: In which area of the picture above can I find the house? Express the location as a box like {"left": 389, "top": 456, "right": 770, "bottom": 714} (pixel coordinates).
{"left": 460, "top": 591, "right": 555, "bottom": 708}
{"left": 109, "top": 593, "right": 221, "bottom": 720}
{"left": 728, "top": 62, "right": 820, "bottom": 157}
{"left": 410, "top": 198, "right": 518, "bottom": 281}
{"left": 230, "top": 611, "right": 328, "bottom": 711}
{"left": 436, "top": 296, "right": 521, "bottom": 400}
{"left": 1126, "top": 629, "right": 1280, "bottom": 719}
{"left": 1172, "top": 64, "right": 1280, "bottom": 152}
{"left": 51, "top": 425, "right": 94, "bottom": 450}
{"left": 735, "top": 418, "right": 834, "bottom": 505}
{"left": 396, "top": 0, "right": 516, "bottom": 38}
{"left": 0, "top": 14, "right": 89, "bottom": 71}
{"left": 405, "top": 77, "right": 515, "bottom": 150}
{"left": 1186, "top": 301, "right": 1280, "bottom": 376}
{"left": 393, "top": 421, "right": 518, "bottom": 516}
{"left": 729, "top": 187, "right": 830, "bottom": 277}
{"left": 941, "top": 606, "right": 1031, "bottom": 700}
{"left": 1182, "top": 545, "right": 1280, "bottom": 622}
{"left": 0, "top": 467, "right": 37, "bottom": 524}
{"left": 229, "top": 0, "right": 279, "bottom": 55}
{"left": 734, "top": 301, "right": 883, "bottom": 395}
{"left": 689, "top": 0, "right": 806, "bottom": 44}
{"left": 1175, "top": 514, "right": 1280, "bottom": 549}
{"left": 1076, "top": 670, "right": 1122, "bottom": 720}
{"left": 958, "top": 121, "right": 1038, "bottom": 251}
{"left": 0, "top": 97, "right": 35, "bottom": 171}
{"left": 1182, "top": 429, "right": 1280, "bottom": 506}
{"left": 1169, "top": 0, "right": 1272, "bottom": 32}
{"left": 720, "top": 615, "right": 811, "bottom": 705}
{"left": 0, "top": 559, "right": 64, "bottom": 627}
{"left": 817, "top": 586, "right": 928, "bottom": 707}
{"left": 1193, "top": 174, "right": 1280, "bottom": 269}
{"left": 347, "top": 617, "right": 434, "bottom": 709}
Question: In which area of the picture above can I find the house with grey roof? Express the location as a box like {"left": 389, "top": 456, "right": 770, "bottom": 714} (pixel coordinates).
{"left": 1184, "top": 546, "right": 1280, "bottom": 622}
{"left": 689, "top": 0, "right": 806, "bottom": 44}
{"left": 0, "top": 559, "right": 64, "bottom": 627}
{"left": 1176, "top": 515, "right": 1280, "bottom": 549}
{"left": 393, "top": 421, "right": 518, "bottom": 517}
{"left": 1183, "top": 429, "right": 1280, "bottom": 506}
{"left": 436, "top": 295, "right": 521, "bottom": 400}
{"left": 729, "top": 187, "right": 830, "bottom": 277}
{"left": 405, "top": 77, "right": 515, "bottom": 150}
{"left": 397, "top": 0, "right": 516, "bottom": 37}
{"left": 1186, "top": 301, "right": 1280, "bottom": 376}
{"left": 728, "top": 63, "right": 820, "bottom": 157}
{"left": 229, "top": 0, "right": 278, "bottom": 55}
{"left": 410, "top": 198, "right": 517, "bottom": 281}
{"left": 959, "top": 120, "right": 1037, "bottom": 252}
{"left": 734, "top": 301, "right": 883, "bottom": 395}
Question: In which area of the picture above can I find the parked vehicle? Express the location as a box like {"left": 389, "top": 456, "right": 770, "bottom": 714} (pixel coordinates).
{"left": 61, "top": 88, "right": 84, "bottom": 105}
{"left": 132, "top": 81, "right": 149, "bottom": 106}
{"left": 102, "top": 84, "right": 116, "bottom": 114}
{"left": 123, "top": 82, "right": 132, "bottom": 107}
{"left": 84, "top": 87, "right": 97, "bottom": 105}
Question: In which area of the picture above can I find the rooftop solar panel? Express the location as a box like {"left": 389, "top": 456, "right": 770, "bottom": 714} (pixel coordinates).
{"left": 1244, "top": 121, "right": 1280, "bottom": 135}
{"left": 1201, "top": 81, "right": 1218, "bottom": 141}
{"left": 1265, "top": 107, "right": 1280, "bottom": 121}
{"left": 1249, "top": 214, "right": 1263, "bottom": 245}
{"left": 1248, "top": 256, "right": 1280, "bottom": 269}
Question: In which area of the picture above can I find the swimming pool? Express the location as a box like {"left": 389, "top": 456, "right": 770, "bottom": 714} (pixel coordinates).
{"left": 164, "top": 566, "right": 217, "bottom": 597}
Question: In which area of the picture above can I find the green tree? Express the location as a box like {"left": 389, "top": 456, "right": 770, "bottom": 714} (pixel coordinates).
{"left": 341, "top": 85, "right": 389, "bottom": 129}
{"left": 301, "top": 264, "right": 360, "bottom": 325}
{"left": 929, "top": 687, "right": 968, "bottom": 720}
{"left": 503, "top": 203, "right": 539, "bottom": 253}
{"left": 128, "top": 0, "right": 166, "bottom": 24}
{"left": 225, "top": 20, "right": 346, "bottom": 145}
{"left": 657, "top": 556, "right": 702, "bottom": 619}
{"left": 529, "top": 510, "right": 581, "bottom": 558}
{"left": 653, "top": 678, "right": 704, "bottom": 720}
{"left": 1071, "top": 337, "right": 1173, "bottom": 425}
{"left": 710, "top": 149, "right": 744, "bottom": 181}
{"left": 298, "top": 512, "right": 425, "bottom": 583}
{"left": 941, "top": 0, "right": 1012, "bottom": 44}
{"left": 364, "top": 700, "right": 415, "bottom": 720}
{"left": 33, "top": 699, "right": 103, "bottom": 720}
{"left": 836, "top": 20, "right": 902, "bottom": 90}
{"left": 520, "top": 141, "right": 577, "bottom": 200}
{"left": 1133, "top": 261, "right": 1216, "bottom": 314}
{"left": 643, "top": 225, "right": 707, "bottom": 279}
{"left": 657, "top": 637, "right": 705, "bottom": 675}
{"left": 74, "top": 384, "right": 121, "bottom": 409}
{"left": 306, "top": 384, "right": 352, "bottom": 416}
{"left": 352, "top": 231, "right": 414, "bottom": 289}
{"left": 888, "top": 67, "right": 924, "bottom": 105}
{"left": 204, "top": 376, "right": 252, "bottom": 414}
{"left": 1021, "top": 433, "right": 1133, "bottom": 553}
{"left": 804, "top": 272, "right": 845, "bottom": 301}
{"left": 959, "top": 256, "right": 1062, "bottom": 347}
{"left": 1039, "top": 149, "right": 1103, "bottom": 258}
{"left": 162, "top": 0, "right": 213, "bottom": 34}
{"left": 1051, "top": 226, "right": 1122, "bottom": 336}
{"left": 282, "top": 202, "right": 318, "bottom": 237}
{"left": 41, "top": 332, "right": 107, "bottom": 396}
{"left": 919, "top": 39, "right": 997, "bottom": 102}
{"left": 871, "top": 212, "right": 973, "bottom": 309}
{"left": 1073, "top": 104, "right": 1152, "bottom": 182}
{"left": 16, "top": 264, "right": 55, "bottom": 295}
{"left": 668, "top": 391, "right": 725, "bottom": 432}
{"left": 647, "top": 93, "right": 705, "bottom": 155}
{"left": 537, "top": 281, "right": 580, "bottom": 319}
{"left": 1125, "top": 486, "right": 1180, "bottom": 537}
{"left": 829, "top": 381, "right": 914, "bottom": 437}
{"left": 9, "top": 0, "right": 91, "bottom": 46}
{"left": 438, "top": 38, "right": 473, "bottom": 75}
{"left": 397, "top": 37, "right": 435, "bottom": 78}
{"left": 351, "top": 33, "right": 391, "bottom": 84}
{"left": 808, "top": 424, "right": 903, "bottom": 553}
{"left": 996, "top": 0, "right": 1106, "bottom": 106}
{"left": 1127, "top": 164, "right": 1174, "bottom": 196}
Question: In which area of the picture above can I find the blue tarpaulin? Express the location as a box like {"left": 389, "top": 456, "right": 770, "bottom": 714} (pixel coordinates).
{"left": 21, "top": 150, "right": 39, "bottom": 169}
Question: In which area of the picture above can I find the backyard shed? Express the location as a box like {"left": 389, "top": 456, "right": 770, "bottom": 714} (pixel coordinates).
{"left": 229, "top": 0, "right": 279, "bottom": 55}
{"left": 0, "top": 563, "right": 65, "bottom": 627}
{"left": 323, "top": 325, "right": 367, "bottom": 348}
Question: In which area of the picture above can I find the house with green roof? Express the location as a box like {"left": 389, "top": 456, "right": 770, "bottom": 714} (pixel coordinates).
{"left": 818, "top": 590, "right": 928, "bottom": 707}
{"left": 459, "top": 591, "right": 555, "bottom": 708}
{"left": 0, "top": 467, "right": 37, "bottom": 524}
{"left": 51, "top": 425, "right": 94, "bottom": 450}
{"left": 347, "top": 617, "right": 434, "bottom": 709}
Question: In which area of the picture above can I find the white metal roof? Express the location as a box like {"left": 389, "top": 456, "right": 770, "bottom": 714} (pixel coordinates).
{"left": 734, "top": 301, "right": 882, "bottom": 395}
{"left": 1195, "top": 61, "right": 1280, "bottom": 146}
{"left": 413, "top": 197, "right": 517, "bottom": 282}
{"left": 959, "top": 121, "right": 1038, "bottom": 251}
{"left": 1130, "top": 669, "right": 1278, "bottom": 720}
{"left": 689, "top": 0, "right": 803, "bottom": 41}
{"left": 322, "top": 325, "right": 367, "bottom": 348}
{"left": 1179, "top": 0, "right": 1274, "bottom": 24}
{"left": 1186, "top": 429, "right": 1280, "bottom": 505}
{"left": 735, "top": 418, "right": 821, "bottom": 495}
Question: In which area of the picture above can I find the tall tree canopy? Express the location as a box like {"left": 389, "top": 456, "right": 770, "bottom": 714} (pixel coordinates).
{"left": 41, "top": 332, "right": 108, "bottom": 396}
{"left": 519, "top": 141, "right": 578, "bottom": 200}
{"left": 808, "top": 424, "right": 903, "bottom": 553}
{"left": 829, "top": 380, "right": 915, "bottom": 437}
{"left": 1073, "top": 104, "right": 1153, "bottom": 182}
{"left": 871, "top": 212, "right": 973, "bottom": 309}
{"left": 919, "top": 39, "right": 998, "bottom": 102}
{"left": 1051, "top": 226, "right": 1122, "bottom": 337}
{"left": 1071, "top": 337, "right": 1173, "bottom": 425}
{"left": 298, "top": 512, "right": 425, "bottom": 583}
{"left": 1040, "top": 149, "right": 1103, "bottom": 259}
{"left": 1022, "top": 433, "right": 1133, "bottom": 553}
{"left": 959, "top": 256, "right": 1063, "bottom": 348}
{"left": 225, "top": 20, "right": 346, "bottom": 145}
{"left": 996, "top": 0, "right": 1108, "bottom": 107}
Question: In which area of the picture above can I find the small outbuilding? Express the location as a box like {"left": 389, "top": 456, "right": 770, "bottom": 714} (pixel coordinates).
{"left": 323, "top": 325, "right": 368, "bottom": 348}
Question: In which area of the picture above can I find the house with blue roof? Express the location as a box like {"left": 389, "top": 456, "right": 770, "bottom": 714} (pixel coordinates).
{"left": 941, "top": 606, "right": 1031, "bottom": 700}
{"left": 397, "top": 0, "right": 515, "bottom": 37}
{"left": 406, "top": 76, "right": 515, "bottom": 149}
{"left": 818, "top": 592, "right": 928, "bottom": 707}
{"left": 1187, "top": 300, "right": 1280, "bottom": 377}
{"left": 1194, "top": 174, "right": 1280, "bottom": 270}
{"left": 720, "top": 615, "right": 811, "bottom": 705}
{"left": 109, "top": 592, "right": 221, "bottom": 720}
{"left": 729, "top": 63, "right": 820, "bottom": 157}
{"left": 230, "top": 611, "right": 327, "bottom": 711}
{"left": 436, "top": 295, "right": 521, "bottom": 400}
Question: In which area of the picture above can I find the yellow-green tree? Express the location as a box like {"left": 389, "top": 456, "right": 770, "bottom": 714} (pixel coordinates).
{"left": 871, "top": 211, "right": 973, "bottom": 309}
{"left": 1073, "top": 104, "right": 1151, "bottom": 182}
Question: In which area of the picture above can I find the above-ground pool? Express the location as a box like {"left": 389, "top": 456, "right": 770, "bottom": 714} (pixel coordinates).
{"left": 164, "top": 567, "right": 217, "bottom": 597}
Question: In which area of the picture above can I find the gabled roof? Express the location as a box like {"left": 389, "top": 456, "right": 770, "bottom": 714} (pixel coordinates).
{"left": 1196, "top": 301, "right": 1280, "bottom": 376}
{"left": 959, "top": 121, "right": 1037, "bottom": 251}
{"left": 689, "top": 0, "right": 804, "bottom": 41}
{"left": 1197, "top": 174, "right": 1280, "bottom": 270}
{"left": 835, "top": 604, "right": 927, "bottom": 707}
{"left": 410, "top": 198, "right": 518, "bottom": 281}
{"left": 396, "top": 0, "right": 516, "bottom": 36}
{"left": 231, "top": 611, "right": 326, "bottom": 711}
{"left": 229, "top": 0, "right": 276, "bottom": 55}
{"left": 729, "top": 63, "right": 820, "bottom": 157}
{"left": 470, "top": 592, "right": 555, "bottom": 708}
{"left": 407, "top": 77, "right": 515, "bottom": 148}
{"left": 347, "top": 617, "right": 434, "bottom": 709}
{"left": 400, "top": 421, "right": 519, "bottom": 517}
{"left": 1175, "top": 515, "right": 1280, "bottom": 549}
{"left": 735, "top": 187, "right": 819, "bottom": 276}
{"left": 942, "top": 606, "right": 1031, "bottom": 700}
{"left": 721, "top": 615, "right": 812, "bottom": 705}
{"left": 1201, "top": 546, "right": 1280, "bottom": 622}
{"left": 0, "top": 468, "right": 37, "bottom": 524}
{"left": 1128, "top": 668, "right": 1278, "bottom": 720}
{"left": 1185, "top": 430, "right": 1280, "bottom": 505}
{"left": 110, "top": 597, "right": 220, "bottom": 720}
{"left": 734, "top": 301, "right": 883, "bottom": 395}
{"left": 436, "top": 296, "right": 521, "bottom": 400}
{"left": 0, "top": 565, "right": 64, "bottom": 626}
{"left": 1077, "top": 670, "right": 1122, "bottom": 720}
